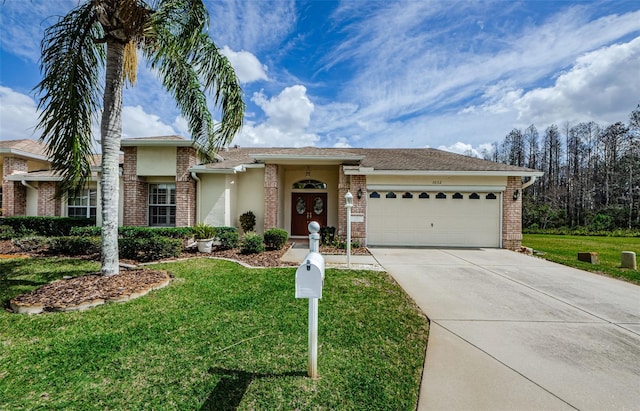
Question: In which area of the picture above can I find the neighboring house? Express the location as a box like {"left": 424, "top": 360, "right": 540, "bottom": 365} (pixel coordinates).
{"left": 1, "top": 136, "right": 543, "bottom": 250}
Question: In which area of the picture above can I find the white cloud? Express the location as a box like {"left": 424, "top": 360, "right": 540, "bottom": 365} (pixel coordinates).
{"left": 0, "top": 86, "right": 40, "bottom": 140}
{"left": 437, "top": 142, "right": 494, "bottom": 158}
{"left": 232, "top": 85, "right": 319, "bottom": 147}
{"left": 220, "top": 46, "right": 268, "bottom": 83}
{"left": 121, "top": 105, "right": 176, "bottom": 138}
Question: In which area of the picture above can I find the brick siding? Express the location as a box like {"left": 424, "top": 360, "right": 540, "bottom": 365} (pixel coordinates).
{"left": 2, "top": 157, "right": 28, "bottom": 216}
{"left": 37, "top": 181, "right": 60, "bottom": 216}
{"left": 337, "top": 166, "right": 367, "bottom": 244}
{"left": 175, "top": 147, "right": 197, "bottom": 227}
{"left": 263, "top": 164, "right": 279, "bottom": 230}
{"left": 502, "top": 176, "right": 523, "bottom": 250}
{"left": 121, "top": 147, "right": 147, "bottom": 226}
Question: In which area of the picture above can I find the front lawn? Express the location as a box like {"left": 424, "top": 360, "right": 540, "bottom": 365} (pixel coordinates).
{"left": 522, "top": 234, "right": 640, "bottom": 284}
{"left": 0, "top": 257, "right": 428, "bottom": 410}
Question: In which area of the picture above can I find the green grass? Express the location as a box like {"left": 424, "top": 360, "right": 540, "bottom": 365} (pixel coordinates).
{"left": 523, "top": 234, "right": 640, "bottom": 284}
{"left": 0, "top": 257, "right": 428, "bottom": 410}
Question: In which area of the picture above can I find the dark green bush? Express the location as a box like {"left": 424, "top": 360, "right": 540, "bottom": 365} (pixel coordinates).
{"left": 119, "top": 237, "right": 182, "bottom": 262}
{"left": 50, "top": 236, "right": 101, "bottom": 256}
{"left": 0, "top": 225, "right": 15, "bottom": 240}
{"left": 215, "top": 227, "right": 239, "bottom": 250}
{"left": 320, "top": 226, "right": 336, "bottom": 245}
{"left": 263, "top": 228, "right": 288, "bottom": 250}
{"left": 0, "top": 216, "right": 94, "bottom": 237}
{"left": 70, "top": 226, "right": 102, "bottom": 236}
{"left": 240, "top": 233, "right": 264, "bottom": 254}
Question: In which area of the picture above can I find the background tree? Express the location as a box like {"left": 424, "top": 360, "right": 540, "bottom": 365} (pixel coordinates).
{"left": 35, "top": 0, "right": 245, "bottom": 276}
{"left": 490, "top": 105, "right": 639, "bottom": 230}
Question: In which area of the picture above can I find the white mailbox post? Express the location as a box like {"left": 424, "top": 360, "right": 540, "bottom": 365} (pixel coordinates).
{"left": 295, "top": 221, "right": 325, "bottom": 379}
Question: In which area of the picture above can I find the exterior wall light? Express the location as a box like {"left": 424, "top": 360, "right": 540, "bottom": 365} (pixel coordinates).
{"left": 513, "top": 189, "right": 520, "bottom": 200}
{"left": 357, "top": 188, "right": 363, "bottom": 199}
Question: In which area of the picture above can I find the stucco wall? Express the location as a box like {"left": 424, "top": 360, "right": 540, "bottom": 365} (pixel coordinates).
{"left": 237, "top": 168, "right": 265, "bottom": 233}
{"left": 200, "top": 174, "right": 231, "bottom": 227}
{"left": 366, "top": 175, "right": 508, "bottom": 188}
{"left": 137, "top": 147, "right": 177, "bottom": 176}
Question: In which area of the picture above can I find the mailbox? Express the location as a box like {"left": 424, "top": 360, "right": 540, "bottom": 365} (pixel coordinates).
{"left": 295, "top": 251, "right": 325, "bottom": 299}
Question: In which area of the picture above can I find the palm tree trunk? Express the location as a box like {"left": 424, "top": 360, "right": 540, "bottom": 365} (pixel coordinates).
{"left": 100, "top": 38, "right": 125, "bottom": 276}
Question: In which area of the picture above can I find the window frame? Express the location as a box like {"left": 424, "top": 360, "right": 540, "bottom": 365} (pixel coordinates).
{"left": 148, "top": 183, "right": 176, "bottom": 227}
{"left": 67, "top": 188, "right": 97, "bottom": 219}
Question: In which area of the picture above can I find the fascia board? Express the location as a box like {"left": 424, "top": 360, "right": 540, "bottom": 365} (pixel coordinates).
{"left": 0, "top": 148, "right": 49, "bottom": 162}
{"left": 120, "top": 140, "right": 199, "bottom": 148}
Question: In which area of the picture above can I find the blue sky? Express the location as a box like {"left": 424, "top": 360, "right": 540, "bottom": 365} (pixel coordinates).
{"left": 1, "top": 0, "right": 639, "bottom": 156}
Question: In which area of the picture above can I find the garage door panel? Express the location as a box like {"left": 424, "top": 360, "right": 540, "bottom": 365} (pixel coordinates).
{"left": 367, "top": 191, "right": 500, "bottom": 247}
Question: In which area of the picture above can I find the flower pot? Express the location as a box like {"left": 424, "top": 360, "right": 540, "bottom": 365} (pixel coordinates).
{"left": 197, "top": 239, "right": 214, "bottom": 253}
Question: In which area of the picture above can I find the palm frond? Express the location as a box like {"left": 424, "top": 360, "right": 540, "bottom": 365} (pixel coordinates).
{"left": 145, "top": 0, "right": 244, "bottom": 156}
{"left": 34, "top": 2, "right": 104, "bottom": 197}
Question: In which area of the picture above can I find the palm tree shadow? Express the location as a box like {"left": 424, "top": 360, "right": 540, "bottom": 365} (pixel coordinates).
{"left": 201, "top": 367, "right": 307, "bottom": 411}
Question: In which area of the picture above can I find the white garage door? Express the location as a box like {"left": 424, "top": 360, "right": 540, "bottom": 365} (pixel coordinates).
{"left": 367, "top": 191, "right": 501, "bottom": 247}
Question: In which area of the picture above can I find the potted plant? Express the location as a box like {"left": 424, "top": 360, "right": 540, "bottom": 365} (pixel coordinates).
{"left": 193, "top": 223, "right": 216, "bottom": 253}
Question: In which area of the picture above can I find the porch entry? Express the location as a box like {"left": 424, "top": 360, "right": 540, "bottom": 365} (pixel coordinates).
{"left": 291, "top": 193, "right": 327, "bottom": 236}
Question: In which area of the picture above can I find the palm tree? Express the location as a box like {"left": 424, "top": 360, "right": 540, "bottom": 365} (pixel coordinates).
{"left": 35, "top": 0, "right": 244, "bottom": 276}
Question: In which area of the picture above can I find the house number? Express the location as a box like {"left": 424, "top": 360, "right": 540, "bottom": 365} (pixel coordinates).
{"left": 432, "top": 180, "right": 442, "bottom": 185}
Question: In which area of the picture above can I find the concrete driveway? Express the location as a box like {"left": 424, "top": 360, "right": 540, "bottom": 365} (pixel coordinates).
{"left": 369, "top": 248, "right": 640, "bottom": 411}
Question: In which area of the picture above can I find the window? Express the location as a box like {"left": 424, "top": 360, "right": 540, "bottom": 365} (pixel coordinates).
{"left": 149, "top": 183, "right": 176, "bottom": 226}
{"left": 370, "top": 191, "right": 380, "bottom": 198}
{"left": 419, "top": 192, "right": 430, "bottom": 199}
{"left": 68, "top": 189, "right": 97, "bottom": 219}
{"left": 453, "top": 193, "right": 463, "bottom": 199}
{"left": 436, "top": 192, "right": 446, "bottom": 199}
{"left": 486, "top": 193, "right": 497, "bottom": 200}
{"left": 386, "top": 192, "right": 397, "bottom": 199}
{"left": 292, "top": 179, "right": 327, "bottom": 189}
{"left": 402, "top": 192, "right": 413, "bottom": 199}
{"left": 469, "top": 193, "right": 480, "bottom": 200}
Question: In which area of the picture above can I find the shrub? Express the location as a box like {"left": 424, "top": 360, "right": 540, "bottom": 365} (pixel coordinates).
{"left": 0, "top": 216, "right": 94, "bottom": 237}
{"left": 0, "top": 225, "right": 15, "bottom": 240}
{"left": 215, "top": 227, "right": 239, "bottom": 250}
{"left": 264, "top": 228, "right": 288, "bottom": 250}
{"left": 119, "top": 237, "right": 182, "bottom": 262}
{"left": 70, "top": 226, "right": 102, "bottom": 236}
{"left": 50, "top": 236, "right": 101, "bottom": 256}
{"left": 320, "top": 226, "right": 336, "bottom": 245}
{"left": 239, "top": 211, "right": 256, "bottom": 233}
{"left": 240, "top": 232, "right": 264, "bottom": 254}
{"left": 12, "top": 236, "right": 51, "bottom": 253}
{"left": 193, "top": 223, "right": 216, "bottom": 239}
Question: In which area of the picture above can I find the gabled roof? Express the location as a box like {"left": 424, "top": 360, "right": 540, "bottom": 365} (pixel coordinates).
{"left": 0, "top": 139, "right": 49, "bottom": 161}
{"left": 192, "top": 146, "right": 542, "bottom": 176}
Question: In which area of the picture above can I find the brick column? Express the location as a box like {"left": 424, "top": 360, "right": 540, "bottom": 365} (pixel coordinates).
{"left": 38, "top": 181, "right": 60, "bottom": 216}
{"left": 502, "top": 176, "right": 523, "bottom": 250}
{"left": 175, "top": 147, "right": 197, "bottom": 227}
{"left": 337, "top": 166, "right": 367, "bottom": 244}
{"left": 122, "top": 147, "right": 147, "bottom": 226}
{"left": 263, "top": 164, "right": 279, "bottom": 230}
{"left": 2, "top": 157, "right": 28, "bottom": 216}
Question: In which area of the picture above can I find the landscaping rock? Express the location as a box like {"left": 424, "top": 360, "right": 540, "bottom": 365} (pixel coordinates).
{"left": 621, "top": 251, "right": 637, "bottom": 270}
{"left": 577, "top": 252, "right": 599, "bottom": 264}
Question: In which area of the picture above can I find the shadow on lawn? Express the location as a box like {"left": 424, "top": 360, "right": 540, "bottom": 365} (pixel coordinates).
{"left": 201, "top": 367, "right": 307, "bottom": 410}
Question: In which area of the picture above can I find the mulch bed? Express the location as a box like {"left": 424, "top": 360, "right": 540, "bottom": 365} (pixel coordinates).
{"left": 2, "top": 239, "right": 372, "bottom": 314}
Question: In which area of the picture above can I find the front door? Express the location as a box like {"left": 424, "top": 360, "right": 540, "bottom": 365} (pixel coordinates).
{"left": 291, "top": 193, "right": 327, "bottom": 235}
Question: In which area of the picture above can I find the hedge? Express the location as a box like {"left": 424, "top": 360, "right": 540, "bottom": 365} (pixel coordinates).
{"left": 0, "top": 216, "right": 94, "bottom": 237}
{"left": 264, "top": 228, "right": 288, "bottom": 250}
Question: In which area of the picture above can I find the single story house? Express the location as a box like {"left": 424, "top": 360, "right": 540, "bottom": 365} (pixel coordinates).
{"left": 1, "top": 136, "right": 543, "bottom": 249}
